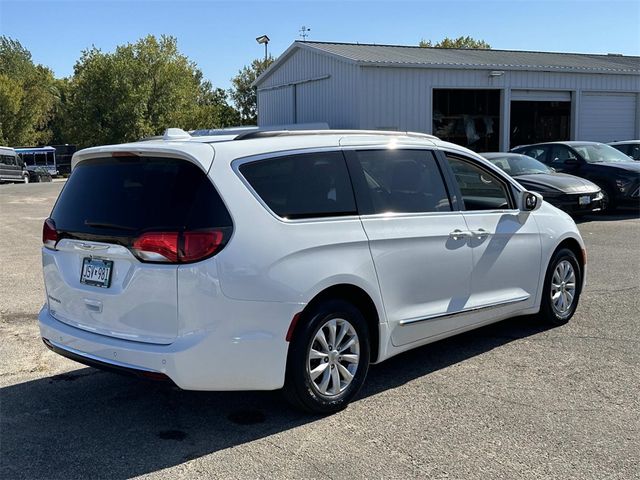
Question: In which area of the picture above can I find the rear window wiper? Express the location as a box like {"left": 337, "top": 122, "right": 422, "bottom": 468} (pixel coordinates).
{"left": 84, "top": 221, "right": 137, "bottom": 231}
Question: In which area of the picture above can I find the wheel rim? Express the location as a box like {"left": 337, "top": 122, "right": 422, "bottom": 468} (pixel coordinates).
{"left": 307, "top": 318, "right": 360, "bottom": 397}
{"left": 550, "top": 260, "right": 576, "bottom": 317}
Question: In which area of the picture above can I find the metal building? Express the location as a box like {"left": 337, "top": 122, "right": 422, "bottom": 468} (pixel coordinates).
{"left": 254, "top": 41, "right": 640, "bottom": 151}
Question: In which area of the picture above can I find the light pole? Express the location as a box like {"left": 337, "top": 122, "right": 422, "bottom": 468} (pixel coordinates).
{"left": 256, "top": 35, "right": 270, "bottom": 61}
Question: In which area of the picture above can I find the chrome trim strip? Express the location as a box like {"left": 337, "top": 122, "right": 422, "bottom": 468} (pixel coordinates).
{"left": 399, "top": 294, "right": 531, "bottom": 326}
{"left": 46, "top": 339, "right": 158, "bottom": 373}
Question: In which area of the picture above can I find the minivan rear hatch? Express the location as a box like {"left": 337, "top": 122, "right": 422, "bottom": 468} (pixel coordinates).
{"left": 43, "top": 149, "right": 232, "bottom": 344}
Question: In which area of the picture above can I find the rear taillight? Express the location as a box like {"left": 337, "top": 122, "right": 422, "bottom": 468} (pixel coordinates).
{"left": 131, "top": 230, "right": 225, "bottom": 264}
{"left": 132, "top": 232, "right": 179, "bottom": 262}
{"left": 43, "top": 218, "right": 58, "bottom": 249}
{"left": 181, "top": 230, "right": 225, "bottom": 262}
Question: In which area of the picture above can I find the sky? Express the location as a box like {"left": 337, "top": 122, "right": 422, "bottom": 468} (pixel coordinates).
{"left": 1, "top": 0, "right": 639, "bottom": 91}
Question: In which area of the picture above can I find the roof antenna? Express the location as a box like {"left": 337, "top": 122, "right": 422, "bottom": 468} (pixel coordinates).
{"left": 299, "top": 26, "right": 311, "bottom": 40}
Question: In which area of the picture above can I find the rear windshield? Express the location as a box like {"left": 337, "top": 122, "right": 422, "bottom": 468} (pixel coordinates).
{"left": 51, "top": 157, "right": 231, "bottom": 236}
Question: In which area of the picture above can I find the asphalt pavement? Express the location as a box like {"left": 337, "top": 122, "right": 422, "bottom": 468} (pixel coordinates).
{"left": 1, "top": 181, "right": 638, "bottom": 480}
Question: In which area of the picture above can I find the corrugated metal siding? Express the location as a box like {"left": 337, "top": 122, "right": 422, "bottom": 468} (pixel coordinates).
{"left": 259, "top": 87, "right": 295, "bottom": 125}
{"left": 578, "top": 93, "right": 637, "bottom": 142}
{"left": 358, "top": 66, "right": 640, "bottom": 134}
{"left": 257, "top": 48, "right": 360, "bottom": 128}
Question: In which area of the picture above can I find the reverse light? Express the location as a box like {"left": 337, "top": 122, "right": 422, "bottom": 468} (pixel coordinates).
{"left": 131, "top": 230, "right": 225, "bottom": 263}
{"left": 42, "top": 218, "right": 58, "bottom": 249}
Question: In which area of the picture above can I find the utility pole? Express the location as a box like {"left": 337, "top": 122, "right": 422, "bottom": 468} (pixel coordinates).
{"left": 299, "top": 26, "right": 311, "bottom": 40}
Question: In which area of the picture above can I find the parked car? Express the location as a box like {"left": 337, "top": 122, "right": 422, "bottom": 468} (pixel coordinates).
{"left": 482, "top": 152, "right": 603, "bottom": 215}
{"left": 609, "top": 140, "right": 640, "bottom": 161}
{"left": 0, "top": 146, "right": 29, "bottom": 183}
{"left": 40, "top": 129, "right": 586, "bottom": 413}
{"left": 27, "top": 166, "right": 53, "bottom": 183}
{"left": 511, "top": 141, "right": 640, "bottom": 211}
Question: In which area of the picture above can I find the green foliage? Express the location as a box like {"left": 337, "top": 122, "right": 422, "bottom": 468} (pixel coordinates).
{"left": 229, "top": 56, "right": 274, "bottom": 125}
{"left": 65, "top": 35, "right": 238, "bottom": 147}
{"left": 419, "top": 36, "right": 491, "bottom": 49}
{"left": 0, "top": 36, "right": 57, "bottom": 146}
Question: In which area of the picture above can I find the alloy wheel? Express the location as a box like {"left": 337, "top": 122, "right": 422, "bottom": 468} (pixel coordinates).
{"left": 550, "top": 260, "right": 576, "bottom": 318}
{"left": 307, "top": 318, "right": 360, "bottom": 397}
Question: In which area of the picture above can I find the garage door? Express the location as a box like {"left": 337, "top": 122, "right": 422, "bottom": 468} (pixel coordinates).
{"left": 578, "top": 93, "right": 637, "bottom": 142}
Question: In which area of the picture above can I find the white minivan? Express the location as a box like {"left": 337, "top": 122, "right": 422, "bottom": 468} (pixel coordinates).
{"left": 39, "top": 129, "right": 586, "bottom": 413}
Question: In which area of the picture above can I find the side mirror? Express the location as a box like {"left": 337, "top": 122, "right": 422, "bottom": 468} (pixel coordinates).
{"left": 521, "top": 191, "right": 543, "bottom": 211}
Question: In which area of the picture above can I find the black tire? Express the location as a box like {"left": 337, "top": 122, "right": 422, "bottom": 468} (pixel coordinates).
{"left": 283, "top": 299, "right": 370, "bottom": 414}
{"left": 539, "top": 248, "right": 582, "bottom": 326}
{"left": 600, "top": 186, "right": 616, "bottom": 213}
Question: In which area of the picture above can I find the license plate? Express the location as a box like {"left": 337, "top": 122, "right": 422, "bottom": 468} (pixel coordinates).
{"left": 80, "top": 258, "right": 113, "bottom": 288}
{"left": 579, "top": 195, "right": 591, "bottom": 205}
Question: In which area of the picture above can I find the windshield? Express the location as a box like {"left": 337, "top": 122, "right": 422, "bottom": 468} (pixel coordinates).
{"left": 486, "top": 154, "right": 552, "bottom": 175}
{"left": 573, "top": 144, "right": 632, "bottom": 164}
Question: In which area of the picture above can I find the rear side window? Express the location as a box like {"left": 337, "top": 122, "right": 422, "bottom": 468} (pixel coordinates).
{"left": 352, "top": 149, "right": 451, "bottom": 214}
{"left": 240, "top": 152, "right": 357, "bottom": 219}
{"left": 51, "top": 157, "right": 231, "bottom": 236}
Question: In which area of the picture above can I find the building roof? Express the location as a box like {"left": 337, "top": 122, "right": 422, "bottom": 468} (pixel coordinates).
{"left": 255, "top": 41, "right": 640, "bottom": 86}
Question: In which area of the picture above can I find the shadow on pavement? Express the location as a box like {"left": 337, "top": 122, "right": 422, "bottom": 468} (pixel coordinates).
{"left": 1, "top": 315, "right": 551, "bottom": 479}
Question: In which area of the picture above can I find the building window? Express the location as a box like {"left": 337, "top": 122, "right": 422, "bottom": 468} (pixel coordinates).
{"left": 433, "top": 89, "right": 500, "bottom": 152}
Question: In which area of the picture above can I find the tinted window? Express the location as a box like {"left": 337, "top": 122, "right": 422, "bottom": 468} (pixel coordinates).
{"left": 1, "top": 154, "right": 16, "bottom": 165}
{"left": 447, "top": 156, "right": 512, "bottom": 211}
{"left": 521, "top": 146, "right": 549, "bottom": 162}
{"left": 550, "top": 145, "right": 579, "bottom": 167}
{"left": 51, "top": 157, "right": 232, "bottom": 237}
{"left": 353, "top": 149, "right": 451, "bottom": 214}
{"left": 240, "top": 152, "right": 357, "bottom": 219}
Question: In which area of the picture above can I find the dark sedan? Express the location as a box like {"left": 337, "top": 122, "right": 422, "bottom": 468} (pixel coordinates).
{"left": 483, "top": 152, "right": 603, "bottom": 215}
{"left": 511, "top": 141, "right": 640, "bottom": 211}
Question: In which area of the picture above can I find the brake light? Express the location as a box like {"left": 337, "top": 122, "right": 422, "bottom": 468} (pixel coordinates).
{"left": 181, "top": 230, "right": 224, "bottom": 262}
{"left": 132, "top": 232, "right": 179, "bottom": 262}
{"left": 131, "top": 230, "right": 225, "bottom": 263}
{"left": 43, "top": 218, "right": 58, "bottom": 249}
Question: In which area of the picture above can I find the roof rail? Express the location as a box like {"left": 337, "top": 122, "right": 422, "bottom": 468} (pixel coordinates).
{"left": 235, "top": 129, "right": 439, "bottom": 141}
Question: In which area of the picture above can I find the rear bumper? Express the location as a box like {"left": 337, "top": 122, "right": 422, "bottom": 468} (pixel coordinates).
{"left": 43, "top": 337, "right": 173, "bottom": 382}
{"left": 39, "top": 303, "right": 295, "bottom": 391}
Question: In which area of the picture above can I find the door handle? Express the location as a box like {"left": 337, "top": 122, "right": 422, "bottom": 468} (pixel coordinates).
{"left": 472, "top": 228, "right": 491, "bottom": 239}
{"left": 449, "top": 229, "right": 472, "bottom": 240}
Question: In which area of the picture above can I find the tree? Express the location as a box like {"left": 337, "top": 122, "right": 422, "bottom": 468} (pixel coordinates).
{"left": 0, "top": 36, "right": 57, "bottom": 146}
{"left": 65, "top": 35, "right": 238, "bottom": 147}
{"left": 229, "top": 56, "right": 274, "bottom": 125}
{"left": 419, "top": 36, "right": 491, "bottom": 49}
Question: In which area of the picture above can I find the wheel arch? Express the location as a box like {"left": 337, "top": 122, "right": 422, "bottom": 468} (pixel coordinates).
{"left": 555, "top": 237, "right": 586, "bottom": 273}
{"left": 294, "top": 284, "right": 381, "bottom": 363}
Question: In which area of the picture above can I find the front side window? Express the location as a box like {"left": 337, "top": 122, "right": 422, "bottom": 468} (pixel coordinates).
{"left": 550, "top": 145, "right": 579, "bottom": 167}
{"left": 446, "top": 156, "right": 512, "bottom": 211}
{"left": 521, "top": 146, "right": 549, "bottom": 162}
{"left": 240, "top": 151, "right": 357, "bottom": 219}
{"left": 352, "top": 149, "right": 451, "bottom": 214}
